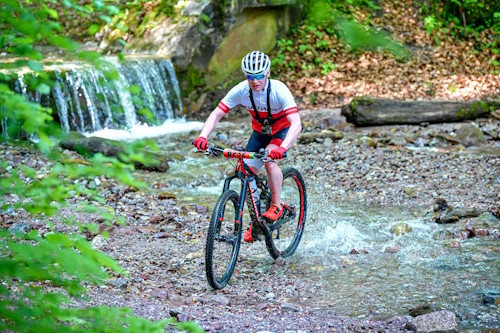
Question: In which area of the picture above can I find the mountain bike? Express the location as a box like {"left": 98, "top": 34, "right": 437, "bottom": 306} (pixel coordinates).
{"left": 201, "top": 145, "right": 307, "bottom": 289}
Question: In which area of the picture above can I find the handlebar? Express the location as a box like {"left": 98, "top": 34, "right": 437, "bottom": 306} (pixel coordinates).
{"left": 193, "top": 142, "right": 286, "bottom": 161}
{"left": 207, "top": 145, "right": 267, "bottom": 160}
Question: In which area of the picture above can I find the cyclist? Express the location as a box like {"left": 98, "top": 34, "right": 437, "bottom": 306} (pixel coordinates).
{"left": 193, "top": 50, "right": 302, "bottom": 243}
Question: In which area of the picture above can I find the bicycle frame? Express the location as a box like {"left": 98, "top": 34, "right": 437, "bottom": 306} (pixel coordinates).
{"left": 210, "top": 146, "right": 295, "bottom": 235}
{"left": 221, "top": 150, "right": 264, "bottom": 227}
{"left": 203, "top": 144, "right": 307, "bottom": 288}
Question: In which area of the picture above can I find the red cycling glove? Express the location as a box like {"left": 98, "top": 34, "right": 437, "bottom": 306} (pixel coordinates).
{"left": 193, "top": 136, "right": 208, "bottom": 150}
{"left": 268, "top": 147, "right": 287, "bottom": 160}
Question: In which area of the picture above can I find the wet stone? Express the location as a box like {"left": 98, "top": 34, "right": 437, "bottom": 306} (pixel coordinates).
{"left": 409, "top": 303, "right": 434, "bottom": 317}
{"left": 109, "top": 278, "right": 129, "bottom": 289}
{"left": 482, "top": 288, "right": 500, "bottom": 305}
{"left": 390, "top": 223, "right": 412, "bottom": 235}
{"left": 280, "top": 302, "right": 301, "bottom": 312}
{"left": 407, "top": 310, "right": 458, "bottom": 333}
{"left": 8, "top": 222, "right": 32, "bottom": 235}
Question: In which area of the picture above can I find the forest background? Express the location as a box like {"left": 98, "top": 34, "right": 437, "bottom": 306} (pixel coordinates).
{"left": 0, "top": 0, "right": 499, "bottom": 332}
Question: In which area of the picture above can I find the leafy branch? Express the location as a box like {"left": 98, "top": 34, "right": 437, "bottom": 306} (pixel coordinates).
{"left": 0, "top": 1, "right": 202, "bottom": 332}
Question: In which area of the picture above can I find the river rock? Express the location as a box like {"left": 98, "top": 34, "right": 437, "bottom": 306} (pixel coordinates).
{"left": 319, "top": 115, "right": 346, "bottom": 130}
{"left": 432, "top": 198, "right": 484, "bottom": 224}
{"left": 8, "top": 222, "right": 33, "bottom": 235}
{"left": 109, "top": 278, "right": 129, "bottom": 289}
{"left": 280, "top": 302, "right": 301, "bottom": 312}
{"left": 404, "top": 187, "right": 417, "bottom": 198}
{"left": 473, "top": 212, "right": 500, "bottom": 228}
{"left": 298, "top": 130, "right": 343, "bottom": 144}
{"left": 390, "top": 223, "right": 412, "bottom": 235}
{"left": 384, "top": 246, "right": 401, "bottom": 253}
{"left": 446, "top": 207, "right": 483, "bottom": 219}
{"left": 406, "top": 310, "right": 458, "bottom": 333}
{"left": 481, "top": 123, "right": 499, "bottom": 139}
{"left": 454, "top": 123, "right": 487, "bottom": 147}
{"left": 91, "top": 234, "right": 108, "bottom": 249}
{"left": 181, "top": 0, "right": 210, "bottom": 16}
{"left": 482, "top": 288, "right": 500, "bottom": 305}
{"left": 408, "top": 303, "right": 435, "bottom": 317}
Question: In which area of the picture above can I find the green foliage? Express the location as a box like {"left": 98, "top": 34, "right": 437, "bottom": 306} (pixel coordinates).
{"left": 273, "top": 38, "right": 294, "bottom": 68}
{"left": 0, "top": 231, "right": 166, "bottom": 333}
{"left": 307, "top": 0, "right": 408, "bottom": 58}
{"left": 0, "top": 1, "right": 203, "bottom": 332}
{"left": 108, "top": 0, "right": 178, "bottom": 40}
{"left": 420, "top": 1, "right": 500, "bottom": 70}
{"left": 272, "top": 0, "right": 409, "bottom": 76}
{"left": 0, "top": 230, "right": 197, "bottom": 332}
{"left": 320, "top": 61, "right": 337, "bottom": 74}
{"left": 334, "top": 17, "right": 409, "bottom": 59}
{"left": 420, "top": 0, "right": 500, "bottom": 35}
{"left": 424, "top": 15, "right": 440, "bottom": 34}
{"left": 182, "top": 65, "right": 205, "bottom": 97}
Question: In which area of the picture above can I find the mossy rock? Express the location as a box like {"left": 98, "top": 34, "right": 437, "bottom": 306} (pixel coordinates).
{"left": 205, "top": 9, "right": 279, "bottom": 86}
{"left": 390, "top": 223, "right": 412, "bottom": 235}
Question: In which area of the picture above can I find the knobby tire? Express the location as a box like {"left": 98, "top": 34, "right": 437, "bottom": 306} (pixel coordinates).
{"left": 264, "top": 167, "right": 307, "bottom": 259}
{"left": 205, "top": 190, "right": 242, "bottom": 289}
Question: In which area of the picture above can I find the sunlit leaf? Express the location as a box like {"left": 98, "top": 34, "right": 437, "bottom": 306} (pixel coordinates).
{"left": 48, "top": 35, "right": 79, "bottom": 51}
{"left": 99, "top": 14, "right": 112, "bottom": 23}
{"left": 128, "top": 84, "right": 141, "bottom": 95}
{"left": 27, "top": 61, "right": 43, "bottom": 72}
{"left": 88, "top": 24, "right": 100, "bottom": 35}
{"left": 36, "top": 83, "right": 51, "bottom": 95}
{"left": 77, "top": 50, "right": 101, "bottom": 62}
{"left": 43, "top": 5, "right": 59, "bottom": 19}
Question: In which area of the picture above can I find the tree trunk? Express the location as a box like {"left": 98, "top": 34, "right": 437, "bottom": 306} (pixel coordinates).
{"left": 59, "top": 133, "right": 169, "bottom": 172}
{"left": 341, "top": 97, "right": 499, "bottom": 126}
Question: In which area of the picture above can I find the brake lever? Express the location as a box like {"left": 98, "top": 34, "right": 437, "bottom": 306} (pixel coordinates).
{"left": 205, "top": 145, "right": 220, "bottom": 157}
{"left": 260, "top": 149, "right": 272, "bottom": 163}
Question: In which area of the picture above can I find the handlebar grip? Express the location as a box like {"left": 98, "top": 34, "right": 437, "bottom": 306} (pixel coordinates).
{"left": 283, "top": 151, "right": 287, "bottom": 158}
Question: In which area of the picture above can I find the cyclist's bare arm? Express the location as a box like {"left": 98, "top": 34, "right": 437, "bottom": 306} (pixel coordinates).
{"left": 280, "top": 113, "right": 302, "bottom": 150}
{"left": 200, "top": 107, "right": 226, "bottom": 138}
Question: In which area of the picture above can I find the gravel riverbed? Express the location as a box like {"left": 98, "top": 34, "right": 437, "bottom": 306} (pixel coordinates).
{"left": 1, "top": 110, "right": 499, "bottom": 332}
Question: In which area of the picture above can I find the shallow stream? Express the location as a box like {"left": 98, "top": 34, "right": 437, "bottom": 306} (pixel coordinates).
{"left": 298, "top": 193, "right": 499, "bottom": 330}
{"left": 151, "top": 134, "right": 499, "bottom": 331}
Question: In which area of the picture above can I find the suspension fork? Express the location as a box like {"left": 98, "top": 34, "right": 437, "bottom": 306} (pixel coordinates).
{"left": 222, "top": 174, "right": 239, "bottom": 193}
{"left": 235, "top": 177, "right": 248, "bottom": 226}
{"left": 222, "top": 172, "right": 249, "bottom": 226}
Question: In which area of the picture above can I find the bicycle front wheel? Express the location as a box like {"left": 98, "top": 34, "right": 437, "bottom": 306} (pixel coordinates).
{"left": 205, "top": 189, "right": 242, "bottom": 289}
{"left": 265, "top": 167, "right": 307, "bottom": 259}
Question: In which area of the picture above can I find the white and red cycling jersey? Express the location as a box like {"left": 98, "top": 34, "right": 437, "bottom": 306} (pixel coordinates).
{"left": 217, "top": 79, "right": 298, "bottom": 135}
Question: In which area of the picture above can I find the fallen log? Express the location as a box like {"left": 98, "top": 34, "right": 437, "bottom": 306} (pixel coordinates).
{"left": 59, "top": 132, "right": 169, "bottom": 172}
{"left": 341, "top": 97, "right": 500, "bottom": 126}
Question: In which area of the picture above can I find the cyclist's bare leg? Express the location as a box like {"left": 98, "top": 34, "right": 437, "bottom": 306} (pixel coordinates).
{"left": 265, "top": 143, "right": 282, "bottom": 206}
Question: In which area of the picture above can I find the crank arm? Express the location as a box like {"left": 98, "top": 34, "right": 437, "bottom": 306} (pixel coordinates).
{"left": 262, "top": 215, "right": 295, "bottom": 233}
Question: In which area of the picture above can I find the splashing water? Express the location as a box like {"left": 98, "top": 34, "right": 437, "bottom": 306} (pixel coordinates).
{"left": 86, "top": 118, "right": 204, "bottom": 140}
{"left": 151, "top": 140, "right": 500, "bottom": 331}
{"left": 291, "top": 191, "right": 500, "bottom": 330}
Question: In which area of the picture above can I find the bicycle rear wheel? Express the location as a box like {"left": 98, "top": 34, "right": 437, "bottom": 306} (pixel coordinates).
{"left": 205, "top": 190, "right": 242, "bottom": 289}
{"left": 265, "top": 167, "right": 307, "bottom": 259}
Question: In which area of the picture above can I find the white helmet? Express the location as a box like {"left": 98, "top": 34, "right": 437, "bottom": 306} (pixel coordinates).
{"left": 241, "top": 50, "right": 271, "bottom": 76}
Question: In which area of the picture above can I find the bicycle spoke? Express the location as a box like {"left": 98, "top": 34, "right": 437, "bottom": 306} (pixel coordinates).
{"left": 205, "top": 190, "right": 242, "bottom": 289}
{"left": 264, "top": 167, "right": 307, "bottom": 259}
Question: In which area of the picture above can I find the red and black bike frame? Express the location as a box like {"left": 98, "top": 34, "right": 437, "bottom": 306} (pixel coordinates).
{"left": 220, "top": 149, "right": 264, "bottom": 227}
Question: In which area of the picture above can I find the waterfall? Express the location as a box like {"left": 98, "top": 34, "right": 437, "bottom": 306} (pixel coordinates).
{"left": 6, "top": 57, "right": 183, "bottom": 134}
